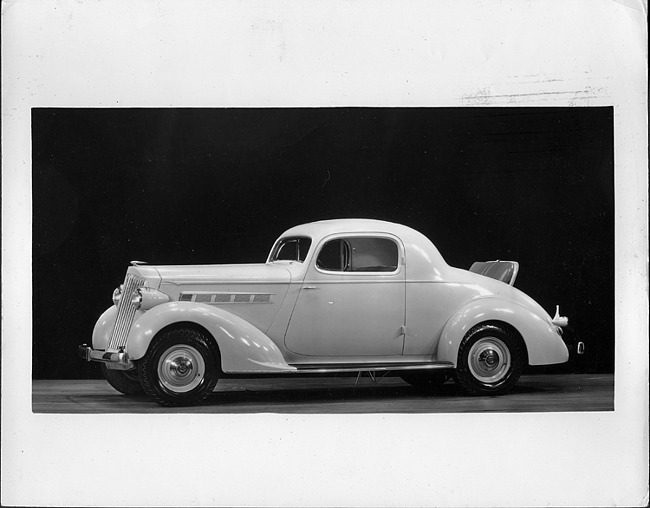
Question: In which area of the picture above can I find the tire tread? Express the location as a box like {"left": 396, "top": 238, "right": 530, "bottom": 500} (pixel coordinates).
{"left": 455, "top": 322, "right": 524, "bottom": 396}
{"left": 138, "top": 328, "right": 220, "bottom": 407}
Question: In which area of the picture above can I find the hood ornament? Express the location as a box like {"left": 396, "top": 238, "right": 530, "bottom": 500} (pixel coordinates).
{"left": 130, "top": 260, "right": 148, "bottom": 266}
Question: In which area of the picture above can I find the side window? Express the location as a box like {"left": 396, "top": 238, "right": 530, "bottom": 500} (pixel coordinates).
{"left": 316, "top": 239, "right": 350, "bottom": 271}
{"left": 348, "top": 237, "right": 398, "bottom": 272}
{"left": 316, "top": 237, "right": 398, "bottom": 272}
{"left": 271, "top": 237, "right": 312, "bottom": 262}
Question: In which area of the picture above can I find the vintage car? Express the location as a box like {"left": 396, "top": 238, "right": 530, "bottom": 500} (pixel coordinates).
{"left": 79, "top": 219, "right": 580, "bottom": 407}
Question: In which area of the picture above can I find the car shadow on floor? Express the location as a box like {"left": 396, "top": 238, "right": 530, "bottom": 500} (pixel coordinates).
{"left": 31, "top": 375, "right": 611, "bottom": 413}
{"left": 200, "top": 381, "right": 546, "bottom": 407}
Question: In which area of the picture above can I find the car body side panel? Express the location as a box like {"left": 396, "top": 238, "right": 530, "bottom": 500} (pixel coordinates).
{"left": 158, "top": 280, "right": 290, "bottom": 334}
{"left": 436, "top": 298, "right": 569, "bottom": 366}
{"left": 282, "top": 231, "right": 408, "bottom": 357}
{"left": 149, "top": 263, "right": 292, "bottom": 284}
{"left": 285, "top": 278, "right": 406, "bottom": 356}
{"left": 403, "top": 282, "right": 491, "bottom": 356}
{"left": 134, "top": 263, "right": 294, "bottom": 335}
{"left": 263, "top": 282, "right": 303, "bottom": 347}
{"left": 124, "top": 302, "right": 296, "bottom": 373}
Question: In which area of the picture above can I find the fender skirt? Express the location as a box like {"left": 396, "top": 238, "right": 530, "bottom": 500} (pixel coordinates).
{"left": 125, "top": 302, "right": 296, "bottom": 374}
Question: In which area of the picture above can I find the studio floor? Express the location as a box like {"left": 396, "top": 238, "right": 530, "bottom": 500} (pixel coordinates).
{"left": 32, "top": 373, "right": 614, "bottom": 413}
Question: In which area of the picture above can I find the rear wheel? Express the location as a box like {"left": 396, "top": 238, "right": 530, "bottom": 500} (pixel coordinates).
{"left": 138, "top": 328, "right": 220, "bottom": 407}
{"left": 455, "top": 323, "right": 524, "bottom": 396}
{"left": 101, "top": 364, "right": 144, "bottom": 395}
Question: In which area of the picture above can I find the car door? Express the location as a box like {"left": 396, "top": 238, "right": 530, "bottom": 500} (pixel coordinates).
{"left": 284, "top": 234, "right": 406, "bottom": 357}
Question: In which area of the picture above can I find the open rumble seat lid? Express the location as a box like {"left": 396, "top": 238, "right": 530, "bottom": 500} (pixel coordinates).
{"left": 469, "top": 260, "right": 519, "bottom": 286}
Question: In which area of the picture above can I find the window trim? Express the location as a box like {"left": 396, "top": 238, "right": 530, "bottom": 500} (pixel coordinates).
{"left": 313, "top": 233, "right": 403, "bottom": 276}
{"left": 268, "top": 236, "right": 312, "bottom": 263}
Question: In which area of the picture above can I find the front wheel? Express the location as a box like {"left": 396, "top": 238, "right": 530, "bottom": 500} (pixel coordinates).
{"left": 455, "top": 323, "right": 524, "bottom": 396}
{"left": 138, "top": 328, "right": 221, "bottom": 407}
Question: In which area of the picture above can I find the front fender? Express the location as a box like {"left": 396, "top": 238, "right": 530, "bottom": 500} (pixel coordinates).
{"left": 436, "top": 298, "right": 569, "bottom": 367}
{"left": 92, "top": 305, "right": 118, "bottom": 350}
{"left": 125, "top": 302, "right": 295, "bottom": 374}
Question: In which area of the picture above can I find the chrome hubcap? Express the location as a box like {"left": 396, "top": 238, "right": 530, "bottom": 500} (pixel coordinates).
{"left": 157, "top": 345, "right": 205, "bottom": 393}
{"left": 468, "top": 337, "right": 511, "bottom": 384}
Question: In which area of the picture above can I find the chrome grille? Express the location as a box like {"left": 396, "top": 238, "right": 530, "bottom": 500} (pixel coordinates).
{"left": 107, "top": 273, "right": 145, "bottom": 352}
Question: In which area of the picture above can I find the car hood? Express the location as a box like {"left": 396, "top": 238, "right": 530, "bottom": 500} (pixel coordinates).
{"left": 130, "top": 263, "right": 293, "bottom": 286}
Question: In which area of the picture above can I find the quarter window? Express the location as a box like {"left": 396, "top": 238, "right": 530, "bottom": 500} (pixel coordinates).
{"left": 271, "top": 237, "right": 312, "bottom": 262}
{"left": 316, "top": 237, "right": 399, "bottom": 272}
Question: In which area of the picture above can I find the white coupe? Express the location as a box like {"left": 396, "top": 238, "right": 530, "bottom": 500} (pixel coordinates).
{"left": 79, "top": 219, "right": 576, "bottom": 406}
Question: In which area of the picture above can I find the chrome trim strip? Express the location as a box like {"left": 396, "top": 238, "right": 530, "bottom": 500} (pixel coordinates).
{"left": 314, "top": 266, "right": 402, "bottom": 277}
{"left": 301, "top": 279, "right": 407, "bottom": 285}
{"left": 179, "top": 291, "right": 275, "bottom": 304}
{"left": 180, "top": 291, "right": 276, "bottom": 295}
{"left": 510, "top": 263, "right": 520, "bottom": 286}
{"left": 166, "top": 280, "right": 290, "bottom": 286}
{"left": 291, "top": 362, "right": 454, "bottom": 374}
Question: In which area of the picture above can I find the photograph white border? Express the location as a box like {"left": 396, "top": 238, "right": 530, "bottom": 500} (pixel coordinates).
{"left": 2, "top": 1, "right": 648, "bottom": 506}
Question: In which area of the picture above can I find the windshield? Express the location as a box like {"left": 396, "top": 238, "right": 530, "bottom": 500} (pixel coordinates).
{"left": 269, "top": 236, "right": 312, "bottom": 263}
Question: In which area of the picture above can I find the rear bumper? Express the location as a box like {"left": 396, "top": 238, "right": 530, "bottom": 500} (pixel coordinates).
{"left": 567, "top": 341, "right": 585, "bottom": 356}
{"left": 78, "top": 345, "right": 134, "bottom": 370}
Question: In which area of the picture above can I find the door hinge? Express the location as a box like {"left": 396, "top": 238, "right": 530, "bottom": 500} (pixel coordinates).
{"left": 400, "top": 325, "right": 407, "bottom": 335}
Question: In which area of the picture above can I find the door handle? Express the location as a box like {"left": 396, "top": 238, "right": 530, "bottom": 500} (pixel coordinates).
{"left": 303, "top": 286, "right": 320, "bottom": 290}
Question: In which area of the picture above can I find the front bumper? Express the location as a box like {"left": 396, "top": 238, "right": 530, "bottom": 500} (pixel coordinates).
{"left": 78, "top": 345, "right": 134, "bottom": 370}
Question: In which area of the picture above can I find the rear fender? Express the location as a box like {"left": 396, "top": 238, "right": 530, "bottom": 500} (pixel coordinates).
{"left": 436, "top": 298, "right": 569, "bottom": 367}
{"left": 125, "top": 302, "right": 295, "bottom": 373}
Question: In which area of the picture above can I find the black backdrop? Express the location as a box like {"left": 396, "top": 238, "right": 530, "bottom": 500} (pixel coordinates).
{"left": 32, "top": 107, "right": 614, "bottom": 379}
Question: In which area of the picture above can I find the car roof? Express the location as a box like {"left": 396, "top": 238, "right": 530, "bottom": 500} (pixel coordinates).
{"left": 282, "top": 218, "right": 420, "bottom": 237}
{"left": 278, "top": 219, "right": 450, "bottom": 278}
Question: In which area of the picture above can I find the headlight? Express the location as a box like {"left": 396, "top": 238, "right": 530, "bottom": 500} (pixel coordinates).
{"left": 130, "top": 287, "right": 170, "bottom": 311}
{"left": 112, "top": 284, "right": 124, "bottom": 306}
{"left": 131, "top": 291, "right": 142, "bottom": 308}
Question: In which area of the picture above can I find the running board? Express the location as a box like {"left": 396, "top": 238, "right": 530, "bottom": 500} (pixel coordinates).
{"left": 289, "top": 361, "right": 454, "bottom": 374}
